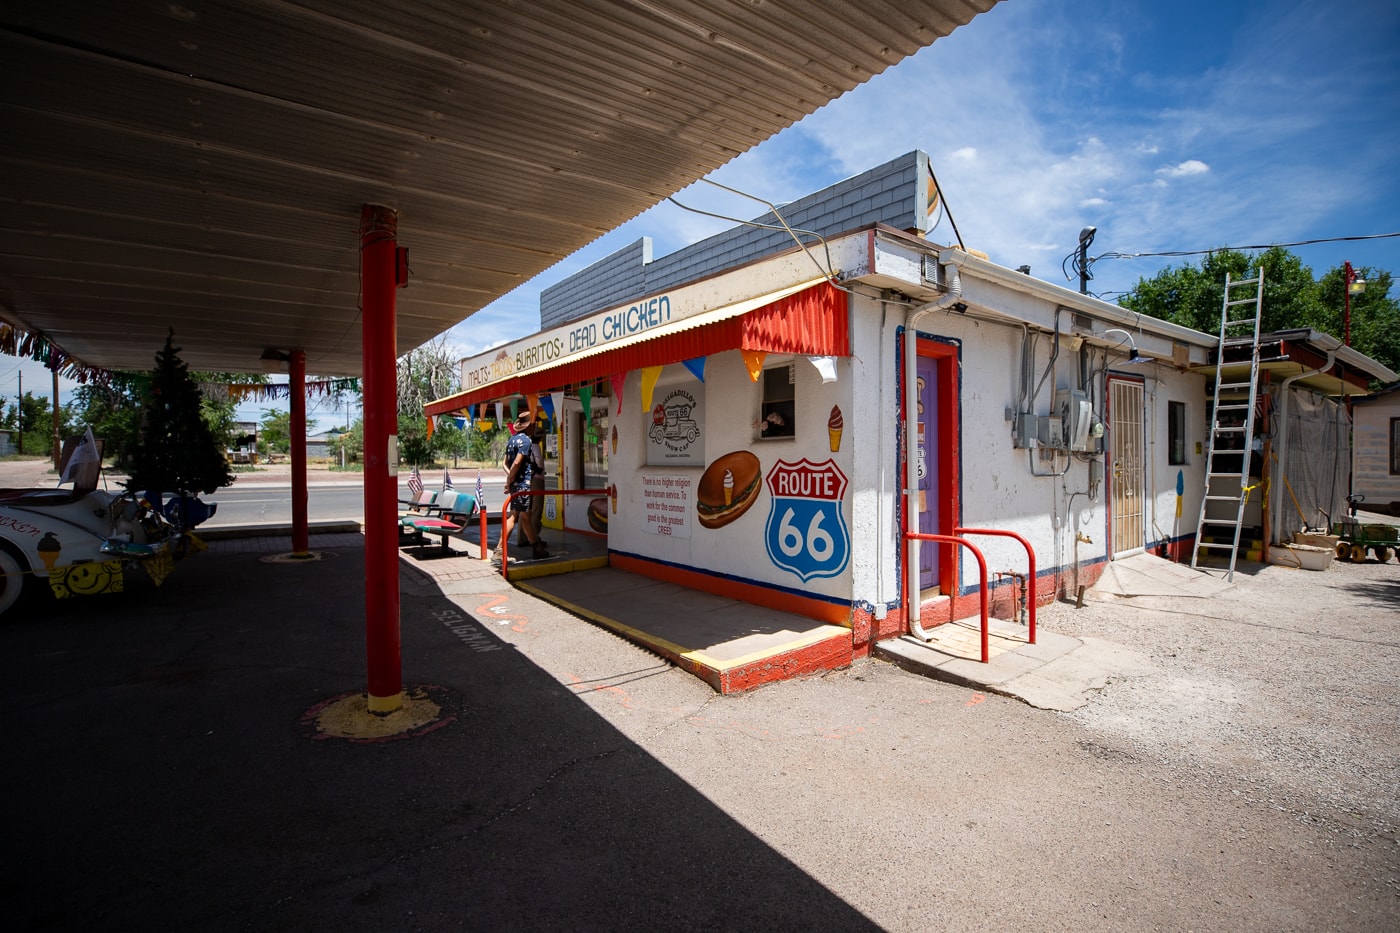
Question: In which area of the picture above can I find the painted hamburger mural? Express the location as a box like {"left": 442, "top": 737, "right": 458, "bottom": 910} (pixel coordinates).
{"left": 696, "top": 451, "right": 761, "bottom": 529}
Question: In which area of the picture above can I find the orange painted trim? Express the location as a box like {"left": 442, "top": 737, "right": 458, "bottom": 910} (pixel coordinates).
{"left": 609, "top": 552, "right": 852, "bottom": 626}
{"left": 717, "top": 634, "right": 853, "bottom": 693}
{"left": 901, "top": 332, "right": 962, "bottom": 609}
{"left": 922, "top": 338, "right": 961, "bottom": 588}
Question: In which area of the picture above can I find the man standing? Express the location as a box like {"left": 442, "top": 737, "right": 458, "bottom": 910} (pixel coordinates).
{"left": 516, "top": 425, "right": 547, "bottom": 549}
{"left": 496, "top": 411, "right": 549, "bottom": 562}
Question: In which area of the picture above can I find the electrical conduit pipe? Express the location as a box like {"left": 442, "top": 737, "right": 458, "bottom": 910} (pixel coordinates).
{"left": 906, "top": 250, "right": 963, "bottom": 640}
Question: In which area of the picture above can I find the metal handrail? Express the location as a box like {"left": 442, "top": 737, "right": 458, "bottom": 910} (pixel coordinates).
{"left": 904, "top": 531, "right": 989, "bottom": 662}
{"left": 496, "top": 486, "right": 612, "bottom": 576}
{"left": 954, "top": 526, "right": 1037, "bottom": 644}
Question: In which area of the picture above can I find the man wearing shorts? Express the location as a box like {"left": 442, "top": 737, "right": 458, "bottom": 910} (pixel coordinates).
{"left": 496, "top": 411, "right": 549, "bottom": 562}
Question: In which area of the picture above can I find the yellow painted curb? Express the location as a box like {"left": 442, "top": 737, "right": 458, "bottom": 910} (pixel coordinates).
{"left": 683, "top": 626, "right": 850, "bottom": 672}
{"left": 515, "top": 581, "right": 694, "bottom": 658}
{"left": 507, "top": 555, "right": 609, "bottom": 581}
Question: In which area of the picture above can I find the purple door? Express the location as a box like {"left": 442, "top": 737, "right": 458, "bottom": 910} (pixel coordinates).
{"left": 917, "top": 356, "right": 939, "bottom": 589}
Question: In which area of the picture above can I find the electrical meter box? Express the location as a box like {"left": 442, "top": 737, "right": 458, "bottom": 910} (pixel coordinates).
{"left": 1055, "top": 388, "right": 1094, "bottom": 452}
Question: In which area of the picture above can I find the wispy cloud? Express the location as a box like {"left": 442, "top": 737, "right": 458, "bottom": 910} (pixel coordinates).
{"left": 1157, "top": 160, "right": 1210, "bottom": 178}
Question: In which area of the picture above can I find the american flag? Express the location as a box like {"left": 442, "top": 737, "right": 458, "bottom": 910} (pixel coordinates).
{"left": 443, "top": 468, "right": 455, "bottom": 490}
{"left": 407, "top": 466, "right": 424, "bottom": 497}
{"left": 475, "top": 469, "right": 484, "bottom": 510}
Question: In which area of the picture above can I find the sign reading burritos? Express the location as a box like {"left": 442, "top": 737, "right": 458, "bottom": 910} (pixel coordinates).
{"left": 461, "top": 298, "right": 672, "bottom": 390}
{"left": 456, "top": 272, "right": 827, "bottom": 396}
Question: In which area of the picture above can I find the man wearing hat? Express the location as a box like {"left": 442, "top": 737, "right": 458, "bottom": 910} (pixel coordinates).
{"left": 497, "top": 411, "right": 549, "bottom": 562}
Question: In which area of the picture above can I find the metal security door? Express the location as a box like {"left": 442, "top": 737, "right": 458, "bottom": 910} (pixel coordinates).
{"left": 1109, "top": 378, "right": 1145, "bottom": 557}
{"left": 917, "top": 357, "right": 939, "bottom": 588}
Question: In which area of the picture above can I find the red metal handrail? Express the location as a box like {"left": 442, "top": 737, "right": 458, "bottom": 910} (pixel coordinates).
{"left": 496, "top": 486, "right": 612, "bottom": 577}
{"left": 954, "top": 526, "right": 1037, "bottom": 645}
{"left": 904, "top": 531, "right": 989, "bottom": 662}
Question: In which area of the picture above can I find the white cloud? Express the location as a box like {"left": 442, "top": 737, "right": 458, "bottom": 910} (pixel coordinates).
{"left": 1157, "top": 159, "right": 1210, "bottom": 177}
{"left": 1081, "top": 197, "right": 1108, "bottom": 207}
{"left": 950, "top": 147, "right": 978, "bottom": 162}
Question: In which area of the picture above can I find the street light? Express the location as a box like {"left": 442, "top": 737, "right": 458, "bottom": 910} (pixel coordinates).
{"left": 1077, "top": 226, "right": 1097, "bottom": 295}
{"left": 1344, "top": 261, "right": 1366, "bottom": 347}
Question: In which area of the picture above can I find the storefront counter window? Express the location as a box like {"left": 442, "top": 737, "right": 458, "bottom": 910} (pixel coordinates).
{"left": 581, "top": 411, "right": 609, "bottom": 489}
{"left": 757, "top": 363, "right": 795, "bottom": 439}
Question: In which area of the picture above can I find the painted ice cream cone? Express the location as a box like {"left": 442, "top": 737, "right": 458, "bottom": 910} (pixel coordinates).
{"left": 609, "top": 485, "right": 617, "bottom": 514}
{"left": 37, "top": 531, "right": 61, "bottom": 572}
{"left": 827, "top": 405, "right": 844, "bottom": 452}
{"left": 610, "top": 424, "right": 617, "bottom": 455}
{"left": 722, "top": 469, "right": 734, "bottom": 506}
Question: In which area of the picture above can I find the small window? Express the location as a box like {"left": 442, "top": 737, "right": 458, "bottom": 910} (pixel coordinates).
{"left": 1390, "top": 418, "right": 1400, "bottom": 474}
{"left": 756, "top": 364, "right": 795, "bottom": 439}
{"left": 1168, "top": 401, "right": 1187, "bottom": 465}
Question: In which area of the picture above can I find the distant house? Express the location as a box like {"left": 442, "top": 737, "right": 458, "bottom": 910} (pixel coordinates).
{"left": 306, "top": 429, "right": 342, "bottom": 459}
{"left": 1352, "top": 384, "right": 1400, "bottom": 515}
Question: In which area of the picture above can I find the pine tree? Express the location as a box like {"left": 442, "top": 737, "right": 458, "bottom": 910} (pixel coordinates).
{"left": 127, "top": 331, "right": 234, "bottom": 496}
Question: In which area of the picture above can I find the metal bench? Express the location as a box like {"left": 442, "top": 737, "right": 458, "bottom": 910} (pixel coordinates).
{"left": 400, "top": 490, "right": 477, "bottom": 554}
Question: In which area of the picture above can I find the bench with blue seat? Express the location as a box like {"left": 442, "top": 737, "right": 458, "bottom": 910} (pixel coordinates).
{"left": 400, "top": 489, "right": 478, "bottom": 554}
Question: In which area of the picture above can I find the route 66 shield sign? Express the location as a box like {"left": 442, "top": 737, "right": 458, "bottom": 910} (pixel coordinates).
{"left": 764, "top": 458, "right": 850, "bottom": 582}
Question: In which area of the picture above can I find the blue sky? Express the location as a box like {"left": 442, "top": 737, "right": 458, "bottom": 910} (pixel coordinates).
{"left": 448, "top": 0, "right": 1400, "bottom": 358}
{"left": 11, "top": 0, "right": 1397, "bottom": 425}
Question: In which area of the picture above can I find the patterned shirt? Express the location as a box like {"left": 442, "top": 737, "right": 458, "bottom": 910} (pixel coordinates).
{"left": 504, "top": 431, "right": 536, "bottom": 491}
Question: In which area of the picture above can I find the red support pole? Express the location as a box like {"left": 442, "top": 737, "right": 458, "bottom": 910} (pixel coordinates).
{"left": 360, "top": 204, "right": 403, "bottom": 714}
{"left": 289, "top": 349, "right": 310, "bottom": 557}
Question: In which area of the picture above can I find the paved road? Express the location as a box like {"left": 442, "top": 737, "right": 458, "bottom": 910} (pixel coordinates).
{"left": 203, "top": 482, "right": 366, "bottom": 525}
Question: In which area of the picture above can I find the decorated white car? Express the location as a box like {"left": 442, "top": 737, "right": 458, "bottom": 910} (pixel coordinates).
{"left": 0, "top": 430, "right": 184, "bottom": 616}
{"left": 0, "top": 486, "right": 179, "bottom": 617}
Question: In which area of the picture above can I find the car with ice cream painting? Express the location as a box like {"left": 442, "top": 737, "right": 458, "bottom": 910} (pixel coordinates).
{"left": 0, "top": 434, "right": 179, "bottom": 617}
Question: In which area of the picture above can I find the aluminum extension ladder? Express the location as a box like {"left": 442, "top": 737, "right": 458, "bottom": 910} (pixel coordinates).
{"left": 1191, "top": 269, "right": 1265, "bottom": 579}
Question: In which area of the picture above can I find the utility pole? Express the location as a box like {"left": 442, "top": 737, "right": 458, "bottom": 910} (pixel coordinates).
{"left": 16, "top": 370, "right": 21, "bottom": 455}
{"left": 1077, "top": 226, "right": 1097, "bottom": 295}
{"left": 52, "top": 365, "right": 60, "bottom": 469}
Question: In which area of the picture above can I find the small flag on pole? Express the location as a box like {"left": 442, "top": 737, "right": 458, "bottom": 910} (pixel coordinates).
{"left": 407, "top": 466, "right": 424, "bottom": 497}
{"left": 475, "top": 469, "right": 484, "bottom": 510}
{"left": 443, "top": 468, "right": 454, "bottom": 490}
{"left": 58, "top": 427, "right": 100, "bottom": 487}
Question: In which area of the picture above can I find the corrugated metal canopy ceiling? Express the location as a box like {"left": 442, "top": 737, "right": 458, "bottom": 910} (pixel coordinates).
{"left": 0, "top": 0, "right": 996, "bottom": 376}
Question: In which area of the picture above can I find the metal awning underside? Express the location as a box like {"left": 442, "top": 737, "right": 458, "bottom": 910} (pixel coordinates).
{"left": 0, "top": 0, "right": 996, "bottom": 376}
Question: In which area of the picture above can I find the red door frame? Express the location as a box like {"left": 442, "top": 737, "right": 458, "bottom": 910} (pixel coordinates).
{"left": 902, "top": 331, "right": 961, "bottom": 596}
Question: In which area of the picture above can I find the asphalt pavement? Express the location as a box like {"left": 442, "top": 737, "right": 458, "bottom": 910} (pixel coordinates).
{"left": 4, "top": 457, "right": 1397, "bottom": 931}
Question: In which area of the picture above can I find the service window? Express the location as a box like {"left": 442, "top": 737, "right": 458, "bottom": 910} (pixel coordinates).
{"left": 580, "top": 411, "right": 609, "bottom": 489}
{"left": 756, "top": 363, "right": 795, "bottom": 439}
{"left": 1168, "top": 400, "right": 1187, "bottom": 465}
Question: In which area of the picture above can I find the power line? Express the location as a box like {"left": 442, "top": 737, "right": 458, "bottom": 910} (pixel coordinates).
{"left": 1092, "top": 231, "right": 1400, "bottom": 263}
